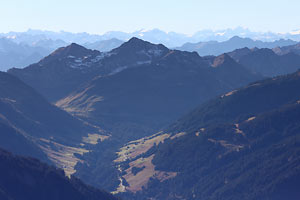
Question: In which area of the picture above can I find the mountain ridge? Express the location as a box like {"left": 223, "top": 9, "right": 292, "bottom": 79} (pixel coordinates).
{"left": 177, "top": 36, "right": 298, "bottom": 56}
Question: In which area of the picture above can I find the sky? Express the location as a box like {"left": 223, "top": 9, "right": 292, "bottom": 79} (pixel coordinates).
{"left": 0, "top": 0, "right": 299, "bottom": 34}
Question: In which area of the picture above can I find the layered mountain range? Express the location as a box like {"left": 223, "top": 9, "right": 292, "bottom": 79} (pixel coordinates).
{"left": 2, "top": 27, "right": 300, "bottom": 47}
{"left": 1, "top": 37, "right": 300, "bottom": 200}
{"left": 9, "top": 38, "right": 262, "bottom": 141}
{"left": 2, "top": 31, "right": 299, "bottom": 72}
{"left": 177, "top": 36, "right": 297, "bottom": 56}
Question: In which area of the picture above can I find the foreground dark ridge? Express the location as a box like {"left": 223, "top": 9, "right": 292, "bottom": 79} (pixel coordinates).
{"left": 0, "top": 148, "right": 118, "bottom": 200}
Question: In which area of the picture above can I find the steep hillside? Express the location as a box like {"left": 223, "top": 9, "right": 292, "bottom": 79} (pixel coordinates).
{"left": 0, "top": 148, "right": 117, "bottom": 200}
{"left": 167, "top": 70, "right": 300, "bottom": 134}
{"left": 0, "top": 72, "right": 108, "bottom": 174}
{"left": 143, "top": 103, "right": 300, "bottom": 200}
{"left": 109, "top": 71, "right": 300, "bottom": 200}
{"left": 0, "top": 120, "right": 48, "bottom": 162}
{"left": 0, "top": 72, "right": 101, "bottom": 142}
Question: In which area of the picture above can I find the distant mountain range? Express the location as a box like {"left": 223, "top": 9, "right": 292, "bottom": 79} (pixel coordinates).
{"left": 1, "top": 27, "right": 300, "bottom": 48}
{"left": 1, "top": 27, "right": 300, "bottom": 71}
{"left": 1, "top": 28, "right": 300, "bottom": 72}
{"left": 83, "top": 38, "right": 124, "bottom": 52}
{"left": 177, "top": 36, "right": 298, "bottom": 56}
{"left": 0, "top": 38, "right": 53, "bottom": 71}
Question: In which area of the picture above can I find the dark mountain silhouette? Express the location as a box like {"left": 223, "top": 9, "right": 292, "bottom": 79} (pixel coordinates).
{"left": 177, "top": 36, "right": 297, "bottom": 56}
{"left": 119, "top": 70, "right": 300, "bottom": 200}
{"left": 0, "top": 148, "right": 117, "bottom": 200}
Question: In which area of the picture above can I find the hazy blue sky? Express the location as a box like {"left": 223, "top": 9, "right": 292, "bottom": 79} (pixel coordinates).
{"left": 0, "top": 0, "right": 299, "bottom": 34}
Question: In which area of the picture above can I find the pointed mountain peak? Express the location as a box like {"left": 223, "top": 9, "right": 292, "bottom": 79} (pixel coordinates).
{"left": 69, "top": 42, "right": 84, "bottom": 48}
{"left": 39, "top": 43, "right": 99, "bottom": 65}
{"left": 125, "top": 37, "right": 151, "bottom": 46}
{"left": 212, "top": 53, "right": 236, "bottom": 67}
{"left": 128, "top": 37, "right": 145, "bottom": 43}
{"left": 51, "top": 43, "right": 93, "bottom": 57}
{"left": 230, "top": 36, "right": 243, "bottom": 40}
{"left": 229, "top": 36, "right": 253, "bottom": 43}
{"left": 111, "top": 37, "right": 169, "bottom": 59}
{"left": 114, "top": 37, "right": 169, "bottom": 53}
